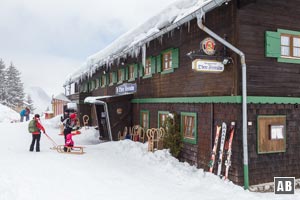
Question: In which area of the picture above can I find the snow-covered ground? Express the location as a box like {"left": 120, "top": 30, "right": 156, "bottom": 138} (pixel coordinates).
{"left": 0, "top": 106, "right": 299, "bottom": 200}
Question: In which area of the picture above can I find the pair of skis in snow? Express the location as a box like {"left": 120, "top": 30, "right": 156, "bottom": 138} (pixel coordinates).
{"left": 208, "top": 122, "right": 235, "bottom": 180}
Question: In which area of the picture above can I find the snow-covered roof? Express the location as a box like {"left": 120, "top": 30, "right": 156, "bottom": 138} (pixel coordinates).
{"left": 64, "top": 0, "right": 228, "bottom": 86}
{"left": 53, "top": 93, "right": 71, "bottom": 102}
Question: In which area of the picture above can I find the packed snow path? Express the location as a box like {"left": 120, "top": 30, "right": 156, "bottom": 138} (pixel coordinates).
{"left": 0, "top": 119, "right": 298, "bottom": 200}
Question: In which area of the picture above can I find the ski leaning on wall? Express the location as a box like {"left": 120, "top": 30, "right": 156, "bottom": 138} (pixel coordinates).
{"left": 208, "top": 125, "right": 221, "bottom": 173}
{"left": 224, "top": 124, "right": 235, "bottom": 180}
{"left": 217, "top": 122, "right": 227, "bottom": 177}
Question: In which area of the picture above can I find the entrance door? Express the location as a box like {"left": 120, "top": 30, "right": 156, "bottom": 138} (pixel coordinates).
{"left": 95, "top": 105, "right": 110, "bottom": 141}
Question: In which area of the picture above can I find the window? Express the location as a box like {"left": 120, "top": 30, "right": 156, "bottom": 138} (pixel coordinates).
{"left": 266, "top": 29, "right": 300, "bottom": 64}
{"left": 129, "top": 65, "right": 135, "bottom": 80}
{"left": 162, "top": 51, "right": 172, "bottom": 71}
{"left": 82, "top": 82, "right": 88, "bottom": 92}
{"left": 140, "top": 110, "right": 149, "bottom": 130}
{"left": 257, "top": 115, "right": 286, "bottom": 154}
{"left": 118, "top": 69, "right": 124, "bottom": 84}
{"left": 95, "top": 79, "right": 99, "bottom": 89}
{"left": 181, "top": 112, "right": 197, "bottom": 144}
{"left": 101, "top": 75, "right": 106, "bottom": 87}
{"left": 109, "top": 72, "right": 113, "bottom": 85}
{"left": 144, "top": 58, "right": 151, "bottom": 75}
{"left": 281, "top": 35, "right": 300, "bottom": 58}
{"left": 158, "top": 111, "right": 169, "bottom": 128}
{"left": 157, "top": 48, "right": 179, "bottom": 74}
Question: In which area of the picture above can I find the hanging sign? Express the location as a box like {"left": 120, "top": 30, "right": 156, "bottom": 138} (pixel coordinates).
{"left": 192, "top": 59, "right": 224, "bottom": 73}
{"left": 201, "top": 37, "right": 216, "bottom": 55}
{"left": 115, "top": 83, "right": 137, "bottom": 95}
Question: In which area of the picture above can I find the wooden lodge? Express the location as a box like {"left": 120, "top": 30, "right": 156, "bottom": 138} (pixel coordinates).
{"left": 63, "top": 0, "right": 300, "bottom": 189}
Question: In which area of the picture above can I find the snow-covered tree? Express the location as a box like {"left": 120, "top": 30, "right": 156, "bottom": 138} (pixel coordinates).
{"left": 0, "top": 59, "right": 7, "bottom": 104}
{"left": 5, "top": 62, "right": 25, "bottom": 109}
{"left": 25, "top": 94, "right": 35, "bottom": 112}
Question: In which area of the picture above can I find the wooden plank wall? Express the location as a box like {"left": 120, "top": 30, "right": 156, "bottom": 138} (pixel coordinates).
{"left": 247, "top": 104, "right": 300, "bottom": 185}
{"left": 238, "top": 0, "right": 300, "bottom": 96}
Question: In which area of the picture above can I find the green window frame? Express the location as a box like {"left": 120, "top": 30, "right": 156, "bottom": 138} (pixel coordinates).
{"left": 265, "top": 29, "right": 300, "bottom": 64}
{"left": 83, "top": 82, "right": 88, "bottom": 92}
{"left": 180, "top": 112, "right": 197, "bottom": 144}
{"left": 158, "top": 111, "right": 169, "bottom": 128}
{"left": 140, "top": 110, "right": 150, "bottom": 130}
{"left": 90, "top": 80, "right": 96, "bottom": 91}
{"left": 156, "top": 48, "right": 179, "bottom": 74}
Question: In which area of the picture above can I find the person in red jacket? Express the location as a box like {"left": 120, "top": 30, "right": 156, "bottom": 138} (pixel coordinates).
{"left": 29, "top": 114, "right": 46, "bottom": 152}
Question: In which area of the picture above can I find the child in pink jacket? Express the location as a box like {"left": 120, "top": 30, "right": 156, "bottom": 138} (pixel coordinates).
{"left": 65, "top": 134, "right": 74, "bottom": 152}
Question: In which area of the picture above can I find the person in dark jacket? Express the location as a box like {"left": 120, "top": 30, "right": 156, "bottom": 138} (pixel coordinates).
{"left": 25, "top": 107, "right": 31, "bottom": 121}
{"left": 62, "top": 113, "right": 77, "bottom": 151}
{"left": 29, "top": 114, "right": 46, "bottom": 152}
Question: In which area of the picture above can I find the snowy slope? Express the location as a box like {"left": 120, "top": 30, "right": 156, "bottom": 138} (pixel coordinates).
{"left": 25, "top": 86, "right": 52, "bottom": 115}
{"left": 0, "top": 104, "right": 20, "bottom": 123}
{"left": 0, "top": 105, "right": 299, "bottom": 200}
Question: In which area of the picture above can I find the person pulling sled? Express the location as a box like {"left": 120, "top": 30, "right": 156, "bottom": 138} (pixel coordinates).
{"left": 28, "top": 114, "right": 46, "bottom": 152}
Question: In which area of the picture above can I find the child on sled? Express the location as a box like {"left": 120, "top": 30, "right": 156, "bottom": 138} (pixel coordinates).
{"left": 65, "top": 134, "right": 74, "bottom": 152}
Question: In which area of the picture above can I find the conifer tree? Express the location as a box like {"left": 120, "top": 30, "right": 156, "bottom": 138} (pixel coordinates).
{"left": 5, "top": 62, "right": 25, "bottom": 109}
{"left": 26, "top": 94, "right": 35, "bottom": 112}
{"left": 0, "top": 59, "right": 6, "bottom": 104}
{"left": 162, "top": 113, "right": 183, "bottom": 158}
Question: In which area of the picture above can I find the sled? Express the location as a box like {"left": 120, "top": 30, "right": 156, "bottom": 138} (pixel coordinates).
{"left": 56, "top": 145, "right": 85, "bottom": 154}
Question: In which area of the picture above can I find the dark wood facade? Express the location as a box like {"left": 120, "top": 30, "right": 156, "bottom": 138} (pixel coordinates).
{"left": 66, "top": 0, "right": 300, "bottom": 187}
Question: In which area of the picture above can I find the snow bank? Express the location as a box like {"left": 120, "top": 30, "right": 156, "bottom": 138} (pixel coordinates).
{"left": 0, "top": 104, "right": 20, "bottom": 123}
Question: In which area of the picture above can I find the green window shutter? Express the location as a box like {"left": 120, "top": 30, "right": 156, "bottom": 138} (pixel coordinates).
{"left": 151, "top": 56, "right": 156, "bottom": 74}
{"left": 113, "top": 72, "right": 117, "bottom": 83}
{"left": 103, "top": 75, "right": 107, "bottom": 86}
{"left": 121, "top": 68, "right": 125, "bottom": 81}
{"left": 265, "top": 31, "right": 280, "bottom": 58}
{"left": 125, "top": 67, "right": 128, "bottom": 80}
{"left": 134, "top": 64, "right": 138, "bottom": 78}
{"left": 156, "top": 55, "right": 161, "bottom": 73}
{"left": 172, "top": 48, "right": 179, "bottom": 68}
{"left": 139, "top": 63, "right": 144, "bottom": 77}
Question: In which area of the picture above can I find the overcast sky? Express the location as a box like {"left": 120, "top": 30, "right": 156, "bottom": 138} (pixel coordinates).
{"left": 0, "top": 0, "right": 176, "bottom": 97}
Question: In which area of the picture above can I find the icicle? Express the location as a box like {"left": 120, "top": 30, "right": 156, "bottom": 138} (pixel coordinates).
{"left": 159, "top": 36, "right": 163, "bottom": 45}
{"left": 142, "top": 44, "right": 146, "bottom": 69}
{"left": 187, "top": 21, "right": 190, "bottom": 33}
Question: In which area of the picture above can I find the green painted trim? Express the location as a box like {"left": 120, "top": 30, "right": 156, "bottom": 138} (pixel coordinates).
{"left": 277, "top": 57, "right": 300, "bottom": 64}
{"left": 161, "top": 68, "right": 174, "bottom": 74}
{"left": 180, "top": 112, "right": 198, "bottom": 145}
{"left": 248, "top": 96, "right": 300, "bottom": 104}
{"left": 128, "top": 78, "right": 135, "bottom": 82}
{"left": 257, "top": 115, "right": 286, "bottom": 154}
{"left": 142, "top": 74, "right": 152, "bottom": 79}
{"left": 278, "top": 28, "right": 300, "bottom": 35}
{"left": 243, "top": 165, "right": 249, "bottom": 190}
{"left": 131, "top": 96, "right": 300, "bottom": 104}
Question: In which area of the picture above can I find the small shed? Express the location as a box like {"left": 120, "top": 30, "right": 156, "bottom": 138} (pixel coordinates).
{"left": 52, "top": 93, "right": 71, "bottom": 116}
